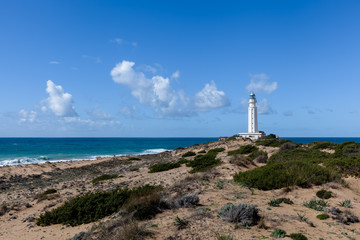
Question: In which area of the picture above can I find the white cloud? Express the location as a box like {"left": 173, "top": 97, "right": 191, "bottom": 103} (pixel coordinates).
{"left": 257, "top": 99, "right": 275, "bottom": 115}
{"left": 195, "top": 81, "right": 229, "bottom": 111}
{"left": 246, "top": 74, "right": 278, "bottom": 94}
{"left": 46, "top": 80, "right": 78, "bottom": 117}
{"left": 113, "top": 38, "right": 123, "bottom": 44}
{"left": 111, "top": 61, "right": 184, "bottom": 115}
{"left": 111, "top": 60, "right": 229, "bottom": 117}
{"left": 87, "top": 106, "right": 112, "bottom": 120}
{"left": 49, "top": 61, "right": 60, "bottom": 64}
{"left": 171, "top": 70, "right": 180, "bottom": 79}
{"left": 18, "top": 109, "right": 37, "bottom": 123}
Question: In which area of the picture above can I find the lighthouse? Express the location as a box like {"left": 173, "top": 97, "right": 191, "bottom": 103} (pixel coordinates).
{"left": 238, "top": 93, "right": 265, "bottom": 140}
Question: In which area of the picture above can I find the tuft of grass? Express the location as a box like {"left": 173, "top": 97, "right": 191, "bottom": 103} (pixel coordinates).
{"left": 36, "top": 185, "right": 163, "bottom": 226}
{"left": 148, "top": 162, "right": 181, "bottom": 173}
{"left": 271, "top": 228, "right": 287, "bottom": 238}
{"left": 182, "top": 151, "right": 196, "bottom": 157}
{"left": 228, "top": 145, "right": 258, "bottom": 156}
{"left": 218, "top": 203, "right": 260, "bottom": 226}
{"left": 289, "top": 233, "right": 308, "bottom": 240}
{"left": 92, "top": 174, "right": 118, "bottom": 184}
{"left": 186, "top": 150, "right": 221, "bottom": 173}
{"left": 130, "top": 167, "right": 139, "bottom": 172}
{"left": 339, "top": 200, "right": 352, "bottom": 208}
{"left": 316, "top": 213, "right": 330, "bottom": 220}
{"left": 268, "top": 198, "right": 294, "bottom": 207}
{"left": 297, "top": 213, "right": 315, "bottom": 227}
{"left": 316, "top": 189, "right": 332, "bottom": 199}
{"left": 174, "top": 216, "right": 188, "bottom": 230}
{"left": 303, "top": 198, "right": 329, "bottom": 211}
{"left": 34, "top": 189, "right": 58, "bottom": 202}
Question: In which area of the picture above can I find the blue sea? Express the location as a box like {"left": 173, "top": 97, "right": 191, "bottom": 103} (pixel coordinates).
{"left": 0, "top": 137, "right": 359, "bottom": 166}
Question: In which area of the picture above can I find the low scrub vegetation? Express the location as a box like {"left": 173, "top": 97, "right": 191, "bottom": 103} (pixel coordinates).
{"left": 175, "top": 194, "right": 199, "bottom": 208}
{"left": 34, "top": 189, "right": 59, "bottom": 202}
{"left": 182, "top": 151, "right": 196, "bottom": 157}
{"left": 316, "top": 213, "right": 330, "bottom": 220}
{"left": 148, "top": 162, "right": 181, "bottom": 173}
{"left": 335, "top": 141, "right": 360, "bottom": 157}
{"left": 36, "top": 185, "right": 163, "bottom": 226}
{"left": 234, "top": 160, "right": 334, "bottom": 190}
{"left": 270, "top": 228, "right": 286, "bottom": 238}
{"left": 228, "top": 145, "right": 258, "bottom": 156}
{"left": 327, "top": 207, "right": 359, "bottom": 224}
{"left": 174, "top": 216, "right": 188, "bottom": 230}
{"left": 310, "top": 141, "right": 339, "bottom": 150}
{"left": 339, "top": 200, "right": 352, "bottom": 208}
{"left": 92, "top": 174, "right": 118, "bottom": 184}
{"left": 128, "top": 157, "right": 141, "bottom": 161}
{"left": 289, "top": 233, "right": 308, "bottom": 240}
{"left": 256, "top": 134, "right": 290, "bottom": 147}
{"left": 187, "top": 150, "right": 222, "bottom": 173}
{"left": 218, "top": 203, "right": 260, "bottom": 226}
{"left": 268, "top": 198, "right": 294, "bottom": 207}
{"left": 316, "top": 189, "right": 332, "bottom": 199}
{"left": 208, "top": 147, "right": 225, "bottom": 153}
{"left": 198, "top": 150, "right": 206, "bottom": 153}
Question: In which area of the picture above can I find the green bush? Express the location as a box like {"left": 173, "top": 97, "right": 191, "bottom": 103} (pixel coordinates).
{"left": 324, "top": 155, "right": 360, "bottom": 177}
{"left": 335, "top": 141, "right": 360, "bottom": 156}
{"left": 310, "top": 141, "right": 338, "bottom": 150}
{"left": 128, "top": 157, "right": 141, "bottom": 161}
{"left": 316, "top": 189, "right": 332, "bottom": 199}
{"left": 92, "top": 174, "right": 118, "bottom": 184}
{"left": 177, "top": 158, "right": 189, "bottom": 164}
{"left": 268, "top": 198, "right": 294, "bottom": 207}
{"left": 130, "top": 167, "right": 139, "bottom": 171}
{"left": 149, "top": 162, "right": 181, "bottom": 173}
{"left": 228, "top": 145, "right": 258, "bottom": 156}
{"left": 248, "top": 150, "right": 268, "bottom": 160}
{"left": 316, "top": 213, "right": 330, "bottom": 220}
{"left": 182, "top": 151, "right": 196, "bottom": 157}
{"left": 256, "top": 137, "right": 290, "bottom": 147}
{"left": 289, "top": 233, "right": 308, "bottom": 240}
{"left": 198, "top": 150, "right": 206, "bottom": 153}
{"left": 271, "top": 228, "right": 286, "bottom": 238}
{"left": 187, "top": 151, "right": 221, "bottom": 173}
{"left": 176, "top": 147, "right": 185, "bottom": 150}
{"left": 234, "top": 160, "right": 334, "bottom": 190}
{"left": 268, "top": 149, "right": 329, "bottom": 165}
{"left": 208, "top": 147, "right": 225, "bottom": 153}
{"left": 36, "top": 185, "right": 162, "bottom": 226}
{"left": 43, "top": 189, "right": 57, "bottom": 195}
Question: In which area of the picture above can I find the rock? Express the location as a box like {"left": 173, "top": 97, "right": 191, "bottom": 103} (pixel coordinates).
{"left": 0, "top": 205, "right": 8, "bottom": 216}
{"left": 24, "top": 216, "right": 35, "bottom": 222}
{"left": 9, "top": 215, "right": 17, "bottom": 220}
{"left": 25, "top": 203, "right": 32, "bottom": 208}
{"left": 70, "top": 231, "right": 85, "bottom": 240}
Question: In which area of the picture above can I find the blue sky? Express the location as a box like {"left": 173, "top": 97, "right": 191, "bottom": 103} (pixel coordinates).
{"left": 1, "top": 0, "right": 359, "bottom": 137}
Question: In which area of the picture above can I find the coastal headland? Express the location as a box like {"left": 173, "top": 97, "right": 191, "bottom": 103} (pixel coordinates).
{"left": 1, "top": 137, "right": 360, "bottom": 239}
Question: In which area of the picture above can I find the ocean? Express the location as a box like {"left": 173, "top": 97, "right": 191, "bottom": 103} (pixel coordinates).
{"left": 0, "top": 137, "right": 359, "bottom": 166}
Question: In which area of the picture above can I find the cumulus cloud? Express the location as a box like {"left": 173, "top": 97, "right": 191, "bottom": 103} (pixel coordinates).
{"left": 246, "top": 74, "right": 278, "bottom": 94}
{"left": 111, "top": 60, "right": 229, "bottom": 117}
{"left": 18, "top": 109, "right": 37, "bottom": 123}
{"left": 87, "top": 106, "right": 112, "bottom": 120}
{"left": 195, "top": 81, "right": 230, "bottom": 111}
{"left": 46, "top": 80, "right": 78, "bottom": 117}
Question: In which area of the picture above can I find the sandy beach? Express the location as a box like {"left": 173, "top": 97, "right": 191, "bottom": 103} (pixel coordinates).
{"left": 1, "top": 138, "right": 360, "bottom": 240}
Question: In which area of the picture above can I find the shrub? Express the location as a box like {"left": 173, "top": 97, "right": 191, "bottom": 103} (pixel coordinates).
{"left": 218, "top": 203, "right": 260, "bottom": 226}
{"left": 248, "top": 150, "right": 268, "bottom": 160}
{"left": 289, "top": 233, "right": 308, "bottom": 240}
{"left": 280, "top": 142, "right": 297, "bottom": 151}
{"left": 303, "top": 198, "right": 329, "bottom": 211}
{"left": 335, "top": 141, "right": 360, "bottom": 156}
{"left": 217, "top": 235, "right": 234, "bottom": 240}
{"left": 130, "top": 167, "right": 139, "bottom": 171}
{"left": 324, "top": 155, "right": 360, "bottom": 177}
{"left": 175, "top": 194, "right": 199, "bottom": 208}
{"left": 256, "top": 138, "right": 290, "bottom": 147}
{"left": 228, "top": 145, "right": 258, "bottom": 156}
{"left": 148, "top": 162, "right": 181, "bottom": 173}
{"left": 270, "top": 228, "right": 286, "bottom": 238}
{"left": 36, "top": 185, "right": 162, "bottom": 226}
{"left": 316, "top": 189, "right": 332, "bottom": 199}
{"left": 176, "top": 147, "right": 185, "bottom": 150}
{"left": 234, "top": 161, "right": 334, "bottom": 190}
{"left": 34, "top": 189, "right": 58, "bottom": 202}
{"left": 198, "top": 150, "right": 206, "bottom": 153}
{"left": 187, "top": 151, "right": 221, "bottom": 173}
{"left": 310, "top": 141, "right": 338, "bottom": 150}
{"left": 182, "top": 151, "right": 196, "bottom": 157}
{"left": 229, "top": 155, "right": 254, "bottom": 168}
{"left": 177, "top": 158, "right": 189, "bottom": 164}
{"left": 92, "top": 174, "right": 118, "bottom": 184}
{"left": 268, "top": 198, "right": 294, "bottom": 207}
{"left": 316, "top": 213, "right": 330, "bottom": 220}
{"left": 128, "top": 157, "right": 141, "bottom": 161}
{"left": 268, "top": 149, "right": 329, "bottom": 165}
{"left": 208, "top": 147, "right": 225, "bottom": 153}
{"left": 327, "top": 207, "right": 359, "bottom": 224}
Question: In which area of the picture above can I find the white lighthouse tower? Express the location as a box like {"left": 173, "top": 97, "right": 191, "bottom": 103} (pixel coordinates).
{"left": 238, "top": 93, "right": 265, "bottom": 140}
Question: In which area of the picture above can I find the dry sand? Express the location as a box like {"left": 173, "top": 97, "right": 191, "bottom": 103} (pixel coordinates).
{"left": 1, "top": 139, "right": 359, "bottom": 240}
